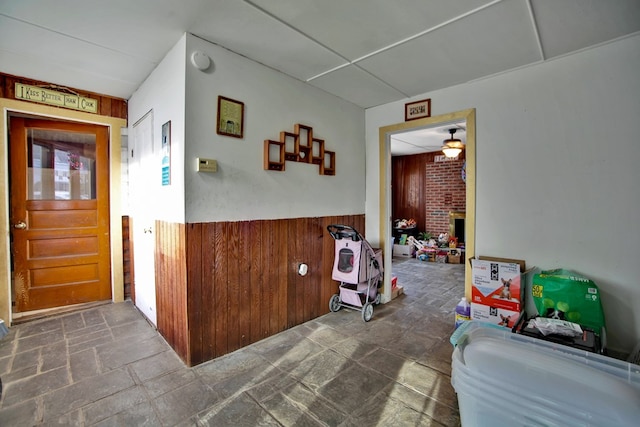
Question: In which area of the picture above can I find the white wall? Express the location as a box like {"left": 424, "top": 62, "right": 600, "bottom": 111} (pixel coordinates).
{"left": 128, "top": 34, "right": 187, "bottom": 223}
{"left": 184, "top": 34, "right": 365, "bottom": 223}
{"left": 366, "top": 34, "right": 640, "bottom": 353}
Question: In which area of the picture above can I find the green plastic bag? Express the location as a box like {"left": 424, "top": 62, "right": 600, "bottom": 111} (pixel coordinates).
{"left": 532, "top": 269, "right": 605, "bottom": 334}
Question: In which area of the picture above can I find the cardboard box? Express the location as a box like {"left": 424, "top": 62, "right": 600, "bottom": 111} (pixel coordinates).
{"left": 393, "top": 244, "right": 414, "bottom": 257}
{"left": 448, "top": 250, "right": 462, "bottom": 264}
{"left": 470, "top": 257, "right": 525, "bottom": 312}
{"left": 471, "top": 303, "right": 521, "bottom": 329}
{"left": 392, "top": 285, "right": 404, "bottom": 299}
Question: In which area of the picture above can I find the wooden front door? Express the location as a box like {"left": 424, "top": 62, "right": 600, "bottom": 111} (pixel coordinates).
{"left": 9, "top": 117, "right": 112, "bottom": 312}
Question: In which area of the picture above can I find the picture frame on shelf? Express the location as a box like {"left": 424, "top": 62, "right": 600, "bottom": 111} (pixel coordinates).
{"left": 216, "top": 96, "right": 244, "bottom": 138}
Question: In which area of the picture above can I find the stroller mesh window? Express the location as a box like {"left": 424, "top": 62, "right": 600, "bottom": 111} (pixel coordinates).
{"left": 337, "top": 248, "right": 354, "bottom": 273}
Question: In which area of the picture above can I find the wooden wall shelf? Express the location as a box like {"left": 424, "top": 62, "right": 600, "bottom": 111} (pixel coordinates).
{"left": 322, "top": 150, "right": 336, "bottom": 176}
{"left": 281, "top": 131, "right": 298, "bottom": 162}
{"left": 264, "top": 139, "right": 285, "bottom": 171}
{"left": 311, "top": 138, "right": 324, "bottom": 165}
{"left": 264, "top": 124, "right": 335, "bottom": 175}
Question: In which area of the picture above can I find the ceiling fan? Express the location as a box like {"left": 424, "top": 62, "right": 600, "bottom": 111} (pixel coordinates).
{"left": 442, "top": 128, "right": 464, "bottom": 158}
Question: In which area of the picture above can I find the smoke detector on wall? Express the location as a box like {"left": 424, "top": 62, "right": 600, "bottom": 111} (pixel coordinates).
{"left": 190, "top": 51, "right": 211, "bottom": 71}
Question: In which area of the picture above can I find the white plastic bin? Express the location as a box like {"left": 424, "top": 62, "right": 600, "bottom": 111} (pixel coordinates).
{"left": 451, "top": 322, "right": 640, "bottom": 427}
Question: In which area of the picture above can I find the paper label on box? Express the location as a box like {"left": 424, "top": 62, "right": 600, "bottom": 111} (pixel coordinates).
{"left": 471, "top": 303, "right": 520, "bottom": 328}
{"left": 471, "top": 259, "right": 522, "bottom": 311}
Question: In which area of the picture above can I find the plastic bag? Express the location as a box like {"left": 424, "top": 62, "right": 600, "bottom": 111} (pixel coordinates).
{"left": 530, "top": 317, "right": 583, "bottom": 337}
{"left": 531, "top": 269, "right": 605, "bottom": 334}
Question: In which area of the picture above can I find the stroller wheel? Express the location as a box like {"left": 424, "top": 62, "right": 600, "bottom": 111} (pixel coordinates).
{"left": 329, "top": 294, "right": 341, "bottom": 312}
{"left": 374, "top": 293, "right": 381, "bottom": 305}
{"left": 362, "top": 302, "right": 374, "bottom": 322}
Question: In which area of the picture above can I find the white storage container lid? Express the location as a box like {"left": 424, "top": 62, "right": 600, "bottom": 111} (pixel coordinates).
{"left": 451, "top": 322, "right": 640, "bottom": 427}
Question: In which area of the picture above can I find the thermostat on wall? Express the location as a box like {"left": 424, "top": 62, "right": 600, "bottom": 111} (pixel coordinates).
{"left": 196, "top": 158, "right": 217, "bottom": 173}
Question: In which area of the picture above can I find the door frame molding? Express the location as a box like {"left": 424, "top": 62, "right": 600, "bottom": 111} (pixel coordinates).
{"left": 0, "top": 98, "right": 127, "bottom": 324}
{"left": 378, "top": 108, "right": 476, "bottom": 303}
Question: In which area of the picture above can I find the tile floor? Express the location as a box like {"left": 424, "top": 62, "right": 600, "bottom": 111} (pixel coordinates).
{"left": 0, "top": 258, "right": 465, "bottom": 426}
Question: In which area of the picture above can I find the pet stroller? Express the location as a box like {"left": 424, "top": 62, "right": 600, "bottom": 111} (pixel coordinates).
{"left": 327, "top": 224, "right": 383, "bottom": 322}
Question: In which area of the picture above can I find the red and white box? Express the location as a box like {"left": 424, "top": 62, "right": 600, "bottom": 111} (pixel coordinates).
{"left": 470, "top": 257, "right": 524, "bottom": 312}
{"left": 471, "top": 303, "right": 521, "bottom": 329}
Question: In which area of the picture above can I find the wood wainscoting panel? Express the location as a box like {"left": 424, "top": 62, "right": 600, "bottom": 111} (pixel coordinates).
{"left": 186, "top": 222, "right": 204, "bottom": 365}
{"left": 157, "top": 214, "right": 365, "bottom": 366}
{"left": 155, "top": 221, "right": 189, "bottom": 363}
{"left": 122, "top": 216, "right": 133, "bottom": 301}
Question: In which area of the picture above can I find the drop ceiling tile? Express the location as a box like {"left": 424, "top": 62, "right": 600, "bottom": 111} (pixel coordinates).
{"left": 307, "top": 65, "right": 406, "bottom": 108}
{"left": 357, "top": 0, "right": 542, "bottom": 96}
{"left": 0, "top": 49, "right": 139, "bottom": 99}
{"left": 247, "top": 0, "right": 496, "bottom": 60}
{"left": 0, "top": 0, "right": 206, "bottom": 61}
{"left": 531, "top": 0, "right": 640, "bottom": 59}
{"left": 0, "top": 16, "right": 154, "bottom": 98}
{"left": 190, "top": 1, "right": 347, "bottom": 81}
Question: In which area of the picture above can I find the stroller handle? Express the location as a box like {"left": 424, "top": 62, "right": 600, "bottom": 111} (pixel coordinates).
{"left": 327, "top": 224, "right": 361, "bottom": 241}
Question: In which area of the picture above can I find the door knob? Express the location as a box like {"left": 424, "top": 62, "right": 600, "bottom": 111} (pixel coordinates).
{"left": 14, "top": 221, "right": 27, "bottom": 229}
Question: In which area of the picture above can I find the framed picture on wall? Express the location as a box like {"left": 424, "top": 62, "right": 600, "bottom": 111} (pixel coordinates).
{"left": 405, "top": 98, "right": 431, "bottom": 121}
{"left": 216, "top": 96, "right": 245, "bottom": 138}
{"left": 161, "top": 120, "right": 171, "bottom": 186}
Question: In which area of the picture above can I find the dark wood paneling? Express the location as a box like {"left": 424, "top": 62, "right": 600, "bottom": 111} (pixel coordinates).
{"left": 392, "top": 152, "right": 466, "bottom": 235}
{"left": 212, "top": 222, "right": 229, "bottom": 357}
{"left": 186, "top": 223, "right": 203, "bottom": 365}
{"left": 122, "top": 216, "right": 133, "bottom": 300}
{"left": 156, "top": 215, "right": 365, "bottom": 366}
{"left": 226, "top": 221, "right": 241, "bottom": 353}
{"left": 1, "top": 72, "right": 127, "bottom": 120}
{"left": 155, "top": 221, "right": 189, "bottom": 363}
{"left": 249, "top": 220, "right": 263, "bottom": 343}
{"left": 287, "top": 218, "right": 299, "bottom": 328}
{"left": 392, "top": 153, "right": 429, "bottom": 233}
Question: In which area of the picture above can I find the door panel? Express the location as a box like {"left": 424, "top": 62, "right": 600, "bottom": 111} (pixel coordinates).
{"left": 10, "top": 117, "right": 111, "bottom": 312}
{"left": 131, "top": 111, "right": 157, "bottom": 326}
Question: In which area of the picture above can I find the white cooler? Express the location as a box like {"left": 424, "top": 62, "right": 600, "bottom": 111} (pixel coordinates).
{"left": 450, "top": 322, "right": 640, "bottom": 427}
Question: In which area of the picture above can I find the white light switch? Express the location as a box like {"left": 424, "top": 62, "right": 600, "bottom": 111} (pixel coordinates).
{"left": 197, "top": 158, "right": 218, "bottom": 173}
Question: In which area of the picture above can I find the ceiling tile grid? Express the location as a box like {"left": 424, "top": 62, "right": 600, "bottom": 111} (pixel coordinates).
{"left": 1, "top": 0, "right": 638, "bottom": 107}
{"left": 0, "top": 15, "right": 154, "bottom": 98}
{"left": 189, "top": 0, "right": 348, "bottom": 81}
{"left": 307, "top": 65, "right": 407, "bottom": 108}
{"left": 355, "top": 0, "right": 543, "bottom": 99}
{"left": 0, "top": 0, "right": 206, "bottom": 61}
{"left": 246, "top": 0, "right": 497, "bottom": 61}
{"left": 531, "top": 0, "right": 640, "bottom": 59}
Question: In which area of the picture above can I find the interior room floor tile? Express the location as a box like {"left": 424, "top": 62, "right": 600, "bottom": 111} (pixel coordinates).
{"left": 0, "top": 257, "right": 464, "bottom": 426}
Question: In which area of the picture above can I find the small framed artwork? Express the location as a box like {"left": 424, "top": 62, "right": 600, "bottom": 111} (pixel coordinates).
{"left": 216, "top": 96, "right": 245, "bottom": 138}
{"left": 161, "top": 120, "right": 171, "bottom": 186}
{"left": 405, "top": 98, "right": 431, "bottom": 121}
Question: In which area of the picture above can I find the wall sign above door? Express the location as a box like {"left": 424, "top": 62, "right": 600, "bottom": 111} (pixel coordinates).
{"left": 404, "top": 98, "right": 431, "bottom": 121}
{"left": 14, "top": 83, "right": 98, "bottom": 113}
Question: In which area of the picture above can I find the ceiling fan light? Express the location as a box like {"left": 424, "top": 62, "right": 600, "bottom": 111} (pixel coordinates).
{"left": 442, "top": 146, "right": 462, "bottom": 158}
{"left": 446, "top": 139, "right": 463, "bottom": 149}
{"left": 442, "top": 128, "right": 464, "bottom": 157}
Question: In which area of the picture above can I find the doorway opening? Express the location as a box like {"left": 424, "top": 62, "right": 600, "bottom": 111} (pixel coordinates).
{"left": 379, "top": 109, "right": 476, "bottom": 303}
